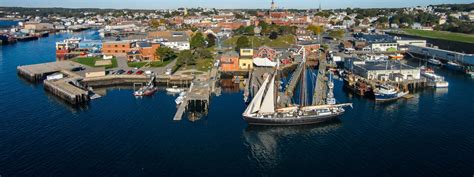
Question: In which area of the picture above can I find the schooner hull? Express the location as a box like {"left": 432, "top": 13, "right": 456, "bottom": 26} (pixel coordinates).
{"left": 243, "top": 112, "right": 343, "bottom": 125}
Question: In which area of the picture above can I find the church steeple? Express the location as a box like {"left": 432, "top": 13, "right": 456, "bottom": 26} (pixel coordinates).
{"left": 271, "top": 0, "right": 276, "bottom": 11}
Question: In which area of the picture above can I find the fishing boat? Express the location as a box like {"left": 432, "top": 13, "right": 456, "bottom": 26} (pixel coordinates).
{"left": 428, "top": 57, "right": 442, "bottom": 66}
{"left": 374, "top": 84, "right": 409, "bottom": 101}
{"left": 445, "top": 61, "right": 463, "bottom": 72}
{"left": 134, "top": 76, "right": 158, "bottom": 96}
{"left": 242, "top": 50, "right": 352, "bottom": 125}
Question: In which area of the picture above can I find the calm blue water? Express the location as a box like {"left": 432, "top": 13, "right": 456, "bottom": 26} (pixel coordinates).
{"left": 0, "top": 31, "right": 473, "bottom": 177}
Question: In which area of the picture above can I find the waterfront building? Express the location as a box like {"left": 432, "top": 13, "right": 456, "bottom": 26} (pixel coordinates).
{"left": 219, "top": 51, "right": 240, "bottom": 71}
{"left": 102, "top": 40, "right": 133, "bottom": 56}
{"left": 239, "top": 48, "right": 254, "bottom": 70}
{"left": 407, "top": 45, "right": 474, "bottom": 65}
{"left": 396, "top": 39, "right": 426, "bottom": 51}
{"left": 355, "top": 34, "right": 398, "bottom": 52}
{"left": 127, "top": 42, "right": 161, "bottom": 61}
{"left": 253, "top": 46, "right": 277, "bottom": 61}
{"left": 149, "top": 31, "right": 191, "bottom": 51}
{"left": 344, "top": 57, "right": 420, "bottom": 81}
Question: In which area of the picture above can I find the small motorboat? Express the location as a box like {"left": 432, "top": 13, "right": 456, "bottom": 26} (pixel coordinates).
{"left": 166, "top": 86, "right": 183, "bottom": 93}
{"left": 175, "top": 92, "right": 186, "bottom": 105}
{"left": 428, "top": 58, "right": 442, "bottom": 66}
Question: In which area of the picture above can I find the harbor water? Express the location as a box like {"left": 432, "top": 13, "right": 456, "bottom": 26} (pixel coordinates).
{"left": 0, "top": 31, "right": 473, "bottom": 176}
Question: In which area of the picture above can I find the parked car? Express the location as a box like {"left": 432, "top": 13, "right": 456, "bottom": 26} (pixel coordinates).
{"left": 116, "top": 69, "right": 125, "bottom": 75}
{"left": 136, "top": 70, "right": 144, "bottom": 75}
{"left": 71, "top": 66, "right": 85, "bottom": 72}
{"left": 126, "top": 70, "right": 133, "bottom": 75}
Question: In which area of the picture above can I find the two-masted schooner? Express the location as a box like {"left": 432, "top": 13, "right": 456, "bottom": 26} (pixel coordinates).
{"left": 242, "top": 49, "right": 352, "bottom": 125}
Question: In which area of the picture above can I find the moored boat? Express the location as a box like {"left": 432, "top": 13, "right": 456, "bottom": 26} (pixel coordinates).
{"left": 374, "top": 84, "right": 409, "bottom": 101}
{"left": 134, "top": 76, "right": 158, "bottom": 96}
{"left": 166, "top": 86, "right": 183, "bottom": 93}
{"left": 428, "top": 58, "right": 442, "bottom": 66}
{"left": 242, "top": 51, "right": 352, "bottom": 126}
{"left": 446, "top": 61, "right": 463, "bottom": 72}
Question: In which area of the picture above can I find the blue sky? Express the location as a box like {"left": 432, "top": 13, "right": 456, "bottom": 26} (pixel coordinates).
{"left": 0, "top": 0, "right": 471, "bottom": 9}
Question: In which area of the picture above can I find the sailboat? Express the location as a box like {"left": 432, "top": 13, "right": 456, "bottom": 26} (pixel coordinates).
{"left": 242, "top": 49, "right": 352, "bottom": 125}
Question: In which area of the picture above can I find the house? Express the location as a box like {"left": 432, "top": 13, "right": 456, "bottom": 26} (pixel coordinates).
{"left": 219, "top": 51, "right": 240, "bottom": 71}
{"left": 253, "top": 46, "right": 277, "bottom": 61}
{"left": 239, "top": 48, "right": 254, "bottom": 70}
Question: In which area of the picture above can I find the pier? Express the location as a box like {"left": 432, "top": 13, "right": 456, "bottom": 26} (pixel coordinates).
{"left": 312, "top": 57, "right": 328, "bottom": 105}
{"left": 173, "top": 76, "right": 212, "bottom": 121}
{"left": 17, "top": 61, "right": 84, "bottom": 82}
{"left": 285, "top": 62, "right": 304, "bottom": 97}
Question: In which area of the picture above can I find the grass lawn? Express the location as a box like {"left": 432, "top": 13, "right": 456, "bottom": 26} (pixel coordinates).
{"left": 72, "top": 57, "right": 117, "bottom": 69}
{"left": 224, "top": 35, "right": 296, "bottom": 48}
{"left": 402, "top": 29, "right": 474, "bottom": 44}
{"left": 127, "top": 59, "right": 174, "bottom": 68}
{"left": 196, "top": 59, "right": 214, "bottom": 72}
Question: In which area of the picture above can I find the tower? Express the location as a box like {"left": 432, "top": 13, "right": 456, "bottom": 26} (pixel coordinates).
{"left": 271, "top": 0, "right": 276, "bottom": 11}
{"left": 318, "top": 0, "right": 322, "bottom": 12}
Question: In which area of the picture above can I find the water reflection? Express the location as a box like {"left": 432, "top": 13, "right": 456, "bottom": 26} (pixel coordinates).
{"left": 219, "top": 79, "right": 242, "bottom": 93}
{"left": 243, "top": 120, "right": 342, "bottom": 168}
{"left": 45, "top": 90, "right": 90, "bottom": 112}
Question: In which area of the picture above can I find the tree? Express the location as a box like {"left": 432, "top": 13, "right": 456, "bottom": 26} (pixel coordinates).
{"left": 206, "top": 33, "right": 216, "bottom": 48}
{"left": 328, "top": 29, "right": 345, "bottom": 40}
{"left": 150, "top": 19, "right": 160, "bottom": 28}
{"left": 194, "top": 48, "right": 213, "bottom": 59}
{"left": 176, "top": 50, "right": 195, "bottom": 66}
{"left": 307, "top": 25, "right": 325, "bottom": 36}
{"left": 269, "top": 31, "right": 278, "bottom": 40}
{"left": 190, "top": 32, "right": 206, "bottom": 49}
{"left": 155, "top": 46, "right": 176, "bottom": 61}
{"left": 235, "top": 36, "right": 251, "bottom": 51}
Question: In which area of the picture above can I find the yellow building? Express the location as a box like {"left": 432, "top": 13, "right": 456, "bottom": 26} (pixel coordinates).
{"left": 239, "top": 48, "right": 254, "bottom": 70}
{"left": 240, "top": 48, "right": 254, "bottom": 57}
{"left": 239, "top": 57, "right": 253, "bottom": 70}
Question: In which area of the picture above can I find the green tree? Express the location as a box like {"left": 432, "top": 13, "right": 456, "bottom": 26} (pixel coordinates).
{"left": 155, "top": 46, "right": 176, "bottom": 61}
{"left": 328, "top": 29, "right": 345, "bottom": 40}
{"left": 235, "top": 36, "right": 251, "bottom": 51}
{"left": 269, "top": 31, "right": 278, "bottom": 40}
{"left": 194, "top": 48, "right": 213, "bottom": 60}
{"left": 206, "top": 33, "right": 216, "bottom": 48}
{"left": 190, "top": 32, "right": 206, "bottom": 49}
{"left": 176, "top": 50, "right": 195, "bottom": 66}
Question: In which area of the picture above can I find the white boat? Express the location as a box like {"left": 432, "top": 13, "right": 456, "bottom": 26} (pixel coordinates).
{"left": 428, "top": 58, "right": 442, "bottom": 66}
{"left": 374, "top": 84, "right": 409, "bottom": 101}
{"left": 175, "top": 92, "right": 186, "bottom": 105}
{"left": 421, "top": 69, "right": 449, "bottom": 88}
{"left": 166, "top": 86, "right": 183, "bottom": 93}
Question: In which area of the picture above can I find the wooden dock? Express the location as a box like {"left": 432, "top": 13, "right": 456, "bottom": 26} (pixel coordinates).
{"left": 173, "top": 76, "right": 212, "bottom": 121}
{"left": 285, "top": 62, "right": 304, "bottom": 97}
